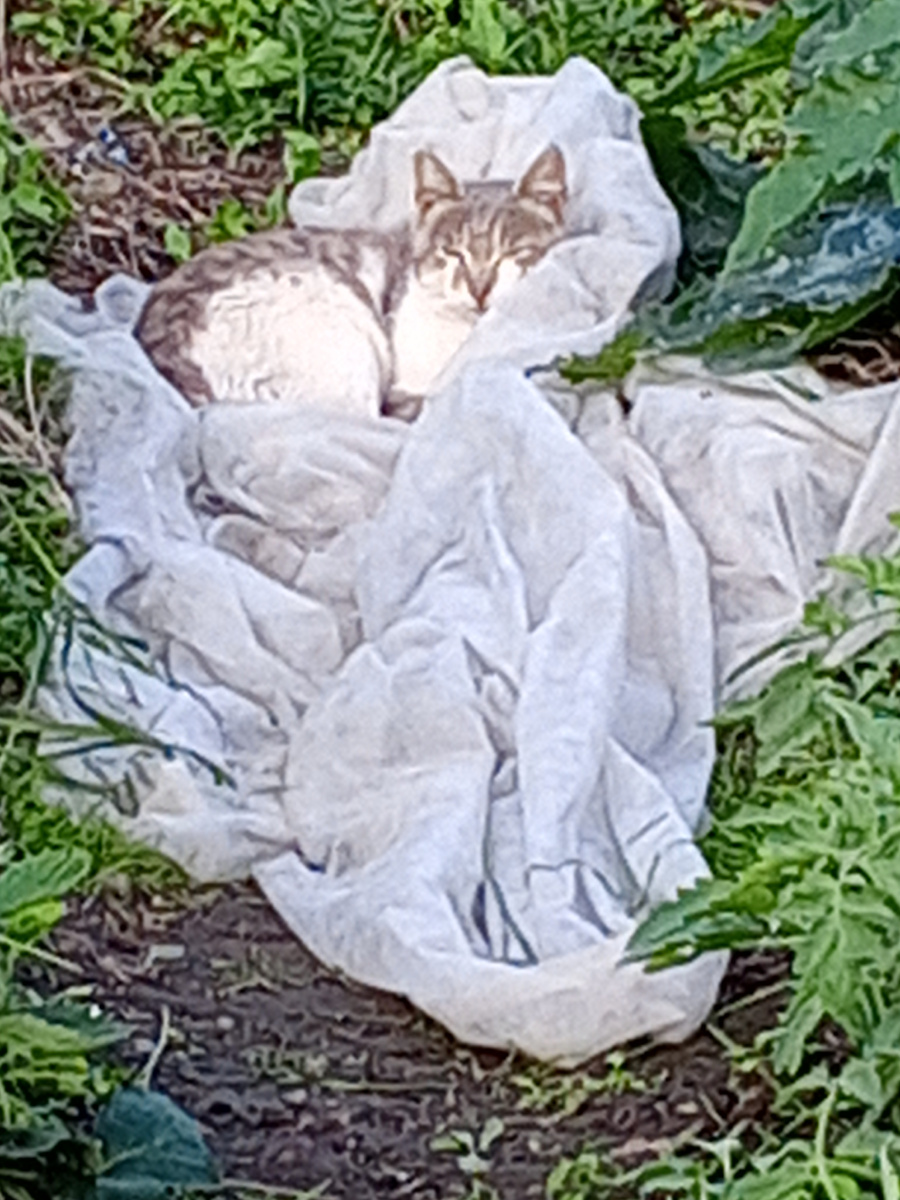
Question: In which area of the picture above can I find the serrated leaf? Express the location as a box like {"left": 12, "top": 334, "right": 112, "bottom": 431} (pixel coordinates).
{"left": 0, "top": 1116, "right": 70, "bottom": 1161}
{"left": 0, "top": 847, "right": 91, "bottom": 920}
{"left": 695, "top": 5, "right": 810, "bottom": 96}
{"left": 881, "top": 1144, "right": 900, "bottom": 1200}
{"left": 648, "top": 3, "right": 810, "bottom": 110}
{"left": 35, "top": 996, "right": 129, "bottom": 1052}
{"left": 773, "top": 992, "right": 823, "bottom": 1076}
{"left": 0, "top": 1011, "right": 94, "bottom": 1095}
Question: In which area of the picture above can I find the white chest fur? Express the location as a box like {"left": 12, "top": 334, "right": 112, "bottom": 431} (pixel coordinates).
{"left": 390, "top": 273, "right": 479, "bottom": 399}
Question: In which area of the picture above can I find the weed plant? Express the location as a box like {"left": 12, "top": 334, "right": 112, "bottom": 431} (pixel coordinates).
{"left": 0, "top": 101, "right": 198, "bottom": 1195}
{"left": 572, "top": 0, "right": 900, "bottom": 382}
{"left": 0, "top": 112, "right": 70, "bottom": 284}
{"left": 9, "top": 0, "right": 783, "bottom": 159}
{"left": 549, "top": 533, "right": 900, "bottom": 1197}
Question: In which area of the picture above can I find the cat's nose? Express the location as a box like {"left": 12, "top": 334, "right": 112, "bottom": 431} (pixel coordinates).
{"left": 471, "top": 281, "right": 492, "bottom": 311}
{"left": 466, "top": 266, "right": 496, "bottom": 312}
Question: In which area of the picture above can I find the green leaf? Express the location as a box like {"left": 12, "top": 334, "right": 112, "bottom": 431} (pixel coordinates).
{"left": 0, "top": 1115, "right": 71, "bottom": 1162}
{"left": 724, "top": 156, "right": 825, "bottom": 272}
{"left": 571, "top": 201, "right": 900, "bottom": 382}
{"left": 0, "top": 847, "right": 91, "bottom": 921}
{"left": 798, "top": 0, "right": 900, "bottom": 75}
{"left": 163, "top": 223, "right": 192, "bottom": 263}
{"left": 828, "top": 550, "right": 900, "bottom": 600}
{"left": 840, "top": 1058, "right": 886, "bottom": 1109}
{"left": 282, "top": 129, "right": 321, "bottom": 184}
{"left": 94, "top": 1089, "right": 218, "bottom": 1199}
{"left": 0, "top": 1010, "right": 94, "bottom": 1096}
{"left": 205, "top": 199, "right": 253, "bottom": 243}
{"left": 642, "top": 116, "right": 763, "bottom": 280}
{"left": 464, "top": 0, "right": 509, "bottom": 70}
{"left": 692, "top": 5, "right": 810, "bottom": 100}
{"left": 881, "top": 1145, "right": 900, "bottom": 1200}
{"left": 773, "top": 992, "right": 824, "bottom": 1076}
{"left": 3, "top": 896, "right": 65, "bottom": 941}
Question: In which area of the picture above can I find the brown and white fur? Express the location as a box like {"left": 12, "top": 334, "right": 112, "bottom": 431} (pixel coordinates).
{"left": 135, "top": 146, "right": 567, "bottom": 421}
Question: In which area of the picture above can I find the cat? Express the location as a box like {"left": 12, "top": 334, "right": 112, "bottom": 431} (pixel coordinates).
{"left": 135, "top": 145, "right": 568, "bottom": 421}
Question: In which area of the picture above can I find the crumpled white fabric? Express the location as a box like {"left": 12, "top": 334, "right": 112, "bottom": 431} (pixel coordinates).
{"left": 3, "top": 56, "right": 899, "bottom": 1064}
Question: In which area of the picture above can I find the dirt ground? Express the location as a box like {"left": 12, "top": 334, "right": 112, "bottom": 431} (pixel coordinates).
{"left": 5, "top": 29, "right": 895, "bottom": 1200}
{"left": 28, "top": 880, "right": 781, "bottom": 1198}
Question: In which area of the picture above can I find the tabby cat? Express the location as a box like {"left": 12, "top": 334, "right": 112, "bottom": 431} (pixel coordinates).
{"left": 136, "top": 145, "right": 567, "bottom": 421}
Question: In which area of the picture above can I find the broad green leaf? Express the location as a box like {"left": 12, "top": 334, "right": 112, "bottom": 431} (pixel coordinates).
{"left": 724, "top": 156, "right": 825, "bottom": 272}
{"left": 642, "top": 116, "right": 762, "bottom": 280}
{"left": 798, "top": 0, "right": 900, "bottom": 75}
{"left": 94, "top": 1088, "right": 218, "bottom": 1199}
{"left": 570, "top": 202, "right": 900, "bottom": 381}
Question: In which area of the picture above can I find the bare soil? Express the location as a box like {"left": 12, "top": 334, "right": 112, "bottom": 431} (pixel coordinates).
{"left": 31, "top": 880, "right": 784, "bottom": 1199}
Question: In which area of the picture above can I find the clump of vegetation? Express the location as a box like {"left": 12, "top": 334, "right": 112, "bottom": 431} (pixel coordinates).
{"left": 0, "top": 101, "right": 206, "bottom": 1194}
{"left": 571, "top": 0, "right": 900, "bottom": 383}
{"left": 8, "top": 0, "right": 781, "bottom": 157}
{"left": 548, "top": 530, "right": 900, "bottom": 1197}
{"left": 0, "top": 111, "right": 70, "bottom": 283}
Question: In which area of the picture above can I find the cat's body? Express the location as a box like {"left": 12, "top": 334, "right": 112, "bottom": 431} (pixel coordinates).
{"left": 136, "top": 147, "right": 567, "bottom": 420}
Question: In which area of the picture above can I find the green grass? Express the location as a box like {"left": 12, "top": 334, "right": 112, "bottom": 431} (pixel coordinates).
{"left": 0, "top": 104, "right": 196, "bottom": 1197}
{"left": 9, "top": 0, "right": 785, "bottom": 158}
{"left": 0, "top": 110, "right": 70, "bottom": 284}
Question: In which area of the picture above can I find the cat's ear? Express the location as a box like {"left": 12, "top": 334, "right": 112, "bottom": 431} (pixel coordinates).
{"left": 515, "top": 145, "right": 567, "bottom": 223}
{"left": 413, "top": 150, "right": 462, "bottom": 215}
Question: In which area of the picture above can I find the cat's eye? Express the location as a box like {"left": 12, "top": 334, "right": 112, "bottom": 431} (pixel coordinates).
{"left": 512, "top": 249, "right": 539, "bottom": 267}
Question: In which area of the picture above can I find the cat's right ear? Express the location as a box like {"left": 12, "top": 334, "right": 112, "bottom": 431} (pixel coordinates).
{"left": 413, "top": 150, "right": 462, "bottom": 215}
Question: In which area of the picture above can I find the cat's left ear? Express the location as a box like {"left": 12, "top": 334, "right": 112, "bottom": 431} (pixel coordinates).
{"left": 515, "top": 145, "right": 567, "bottom": 223}
{"left": 414, "top": 150, "right": 462, "bottom": 216}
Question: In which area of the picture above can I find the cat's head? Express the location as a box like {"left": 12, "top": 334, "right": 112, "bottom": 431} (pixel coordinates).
{"left": 411, "top": 145, "right": 567, "bottom": 313}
